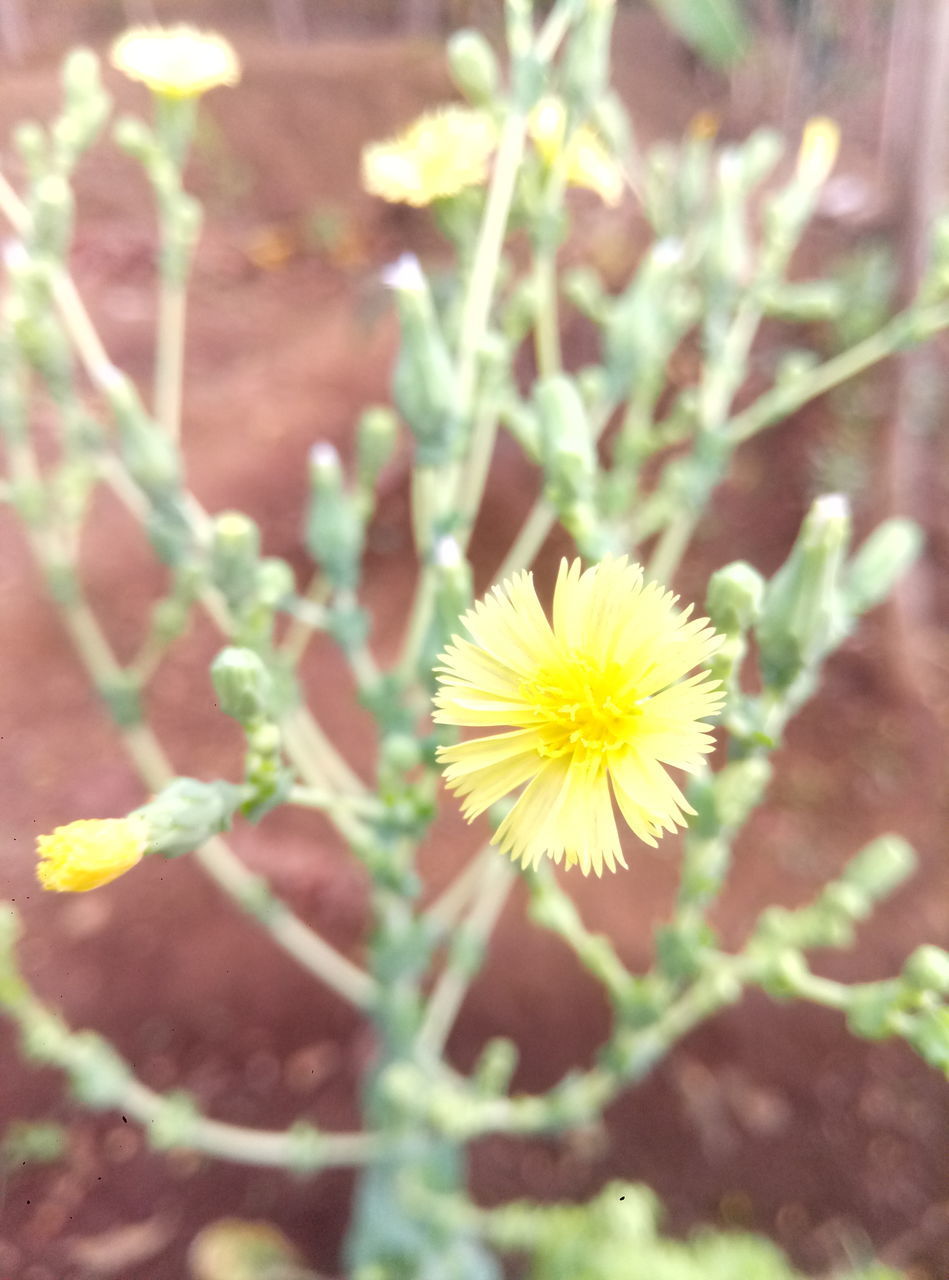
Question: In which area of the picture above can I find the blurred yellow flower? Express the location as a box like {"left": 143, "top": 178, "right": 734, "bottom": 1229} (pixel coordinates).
{"left": 434, "top": 557, "right": 724, "bottom": 876}
{"left": 361, "top": 106, "right": 497, "bottom": 207}
{"left": 529, "top": 97, "right": 624, "bottom": 207}
{"left": 796, "top": 116, "right": 840, "bottom": 186}
{"left": 36, "top": 817, "right": 147, "bottom": 892}
{"left": 110, "top": 26, "right": 240, "bottom": 98}
{"left": 687, "top": 109, "right": 720, "bottom": 142}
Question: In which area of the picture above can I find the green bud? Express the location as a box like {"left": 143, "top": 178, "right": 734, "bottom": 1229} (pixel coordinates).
{"left": 447, "top": 29, "right": 499, "bottom": 106}
{"left": 211, "top": 646, "right": 274, "bottom": 725}
{"left": 472, "top": 1037, "right": 518, "bottom": 1097}
{"left": 433, "top": 535, "right": 473, "bottom": 633}
{"left": 774, "top": 349, "right": 820, "bottom": 388}
{"left": 757, "top": 493, "right": 851, "bottom": 689}
{"left": 132, "top": 777, "right": 244, "bottom": 858}
{"left": 822, "top": 880, "right": 871, "bottom": 922}
{"left": 757, "top": 948, "right": 810, "bottom": 1000}
{"left": 604, "top": 239, "right": 693, "bottom": 397}
{"left": 210, "top": 511, "right": 261, "bottom": 608}
{"left": 356, "top": 406, "right": 399, "bottom": 491}
{"left": 381, "top": 733, "right": 422, "bottom": 776}
{"left": 385, "top": 255, "right": 459, "bottom": 466}
{"left": 706, "top": 560, "right": 765, "bottom": 635}
{"left": 255, "top": 557, "right": 295, "bottom": 609}
{"left": 844, "top": 518, "right": 922, "bottom": 616}
{"left": 847, "top": 984, "right": 900, "bottom": 1041}
{"left": 14, "top": 121, "right": 46, "bottom": 177}
{"left": 712, "top": 757, "right": 772, "bottom": 830}
{"left": 113, "top": 115, "right": 156, "bottom": 163}
{"left": 535, "top": 373, "right": 596, "bottom": 510}
{"left": 305, "top": 443, "right": 364, "bottom": 590}
{"left": 30, "top": 174, "right": 74, "bottom": 259}
{"left": 840, "top": 834, "right": 915, "bottom": 902}
{"left": 906, "top": 1006, "right": 949, "bottom": 1074}
{"left": 902, "top": 946, "right": 949, "bottom": 995}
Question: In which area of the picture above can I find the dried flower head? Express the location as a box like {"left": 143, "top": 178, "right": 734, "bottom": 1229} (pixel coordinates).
{"left": 529, "top": 97, "right": 624, "bottom": 207}
{"left": 434, "top": 557, "right": 724, "bottom": 876}
{"left": 110, "top": 26, "right": 240, "bottom": 98}
{"left": 36, "top": 817, "right": 147, "bottom": 892}
{"left": 361, "top": 106, "right": 497, "bottom": 206}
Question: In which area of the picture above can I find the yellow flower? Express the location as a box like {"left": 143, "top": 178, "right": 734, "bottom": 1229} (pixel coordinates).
{"left": 361, "top": 107, "right": 497, "bottom": 207}
{"left": 434, "top": 557, "right": 724, "bottom": 876}
{"left": 529, "top": 97, "right": 624, "bottom": 207}
{"left": 36, "top": 817, "right": 147, "bottom": 892}
{"left": 110, "top": 26, "right": 240, "bottom": 99}
{"left": 687, "top": 110, "right": 720, "bottom": 142}
{"left": 796, "top": 116, "right": 840, "bottom": 186}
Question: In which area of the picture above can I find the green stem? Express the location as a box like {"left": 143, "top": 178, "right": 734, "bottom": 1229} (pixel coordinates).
{"left": 0, "top": 966, "right": 378, "bottom": 1168}
{"left": 417, "top": 854, "right": 515, "bottom": 1058}
{"left": 153, "top": 276, "right": 186, "bottom": 440}
{"left": 729, "top": 302, "right": 949, "bottom": 444}
{"left": 21, "top": 508, "right": 375, "bottom": 1007}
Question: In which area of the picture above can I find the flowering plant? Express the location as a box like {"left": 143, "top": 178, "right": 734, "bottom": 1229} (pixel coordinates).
{"left": 1, "top": 3, "right": 947, "bottom": 1277}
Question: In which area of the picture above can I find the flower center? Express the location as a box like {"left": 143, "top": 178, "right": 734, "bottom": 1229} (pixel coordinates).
{"left": 522, "top": 652, "right": 641, "bottom": 766}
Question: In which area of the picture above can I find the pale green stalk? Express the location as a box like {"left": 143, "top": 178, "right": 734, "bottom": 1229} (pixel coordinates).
{"left": 14, "top": 456, "right": 374, "bottom": 1006}
{"left": 424, "top": 844, "right": 500, "bottom": 930}
{"left": 0, "top": 967, "right": 379, "bottom": 1168}
{"left": 417, "top": 853, "right": 516, "bottom": 1057}
{"left": 0, "top": 165, "right": 366, "bottom": 801}
{"left": 153, "top": 276, "right": 186, "bottom": 440}
{"left": 728, "top": 301, "right": 949, "bottom": 443}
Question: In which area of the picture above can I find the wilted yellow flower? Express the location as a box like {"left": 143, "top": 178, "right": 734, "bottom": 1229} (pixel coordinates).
{"left": 796, "top": 116, "right": 840, "bottom": 186}
{"left": 36, "top": 817, "right": 147, "bottom": 892}
{"left": 110, "top": 26, "right": 240, "bottom": 98}
{"left": 434, "top": 558, "right": 725, "bottom": 876}
{"left": 362, "top": 106, "right": 497, "bottom": 207}
{"left": 529, "top": 97, "right": 624, "bottom": 207}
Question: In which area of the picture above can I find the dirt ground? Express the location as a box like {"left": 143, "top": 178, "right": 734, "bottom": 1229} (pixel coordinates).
{"left": 1, "top": 7, "right": 947, "bottom": 1280}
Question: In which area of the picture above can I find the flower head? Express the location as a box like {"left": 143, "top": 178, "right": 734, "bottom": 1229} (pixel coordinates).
{"left": 529, "top": 97, "right": 625, "bottom": 207}
{"left": 362, "top": 106, "right": 497, "bottom": 207}
{"left": 434, "top": 557, "right": 724, "bottom": 876}
{"left": 36, "top": 817, "right": 147, "bottom": 892}
{"left": 110, "top": 26, "right": 240, "bottom": 99}
{"left": 796, "top": 116, "right": 840, "bottom": 186}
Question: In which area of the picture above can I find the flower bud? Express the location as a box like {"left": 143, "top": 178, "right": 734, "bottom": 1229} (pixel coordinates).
{"left": 604, "top": 239, "right": 691, "bottom": 397}
{"left": 255, "top": 556, "right": 296, "bottom": 609}
{"left": 535, "top": 373, "right": 596, "bottom": 509}
{"left": 843, "top": 518, "right": 922, "bottom": 617}
{"left": 757, "top": 493, "right": 850, "bottom": 689}
{"left": 30, "top": 174, "right": 74, "bottom": 260}
{"left": 901, "top": 946, "right": 949, "bottom": 996}
{"left": 447, "top": 29, "right": 499, "bottom": 106}
{"left": 211, "top": 646, "right": 274, "bottom": 725}
{"left": 131, "top": 777, "right": 244, "bottom": 858}
{"left": 706, "top": 560, "right": 765, "bottom": 635}
{"left": 387, "top": 258, "right": 459, "bottom": 466}
{"left": 839, "top": 834, "right": 915, "bottom": 902}
{"left": 796, "top": 116, "right": 840, "bottom": 187}
{"left": 210, "top": 511, "right": 260, "bottom": 608}
{"left": 356, "top": 405, "right": 399, "bottom": 490}
{"left": 304, "top": 442, "right": 364, "bottom": 589}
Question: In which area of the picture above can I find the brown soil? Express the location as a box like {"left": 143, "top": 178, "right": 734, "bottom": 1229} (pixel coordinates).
{"left": 1, "top": 9, "right": 947, "bottom": 1280}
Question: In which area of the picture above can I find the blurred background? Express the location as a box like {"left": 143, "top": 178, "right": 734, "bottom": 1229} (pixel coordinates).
{"left": 1, "top": 3, "right": 947, "bottom": 1279}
